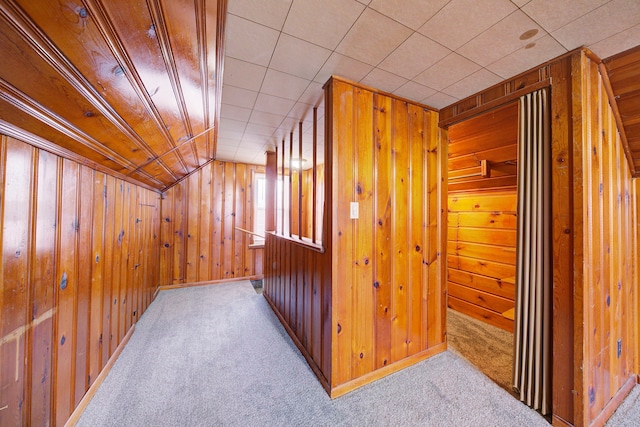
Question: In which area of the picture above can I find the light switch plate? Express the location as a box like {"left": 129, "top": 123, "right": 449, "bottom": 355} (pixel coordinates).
{"left": 350, "top": 202, "right": 359, "bottom": 219}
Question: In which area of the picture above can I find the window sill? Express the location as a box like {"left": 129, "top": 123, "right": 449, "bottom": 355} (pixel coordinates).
{"left": 266, "top": 231, "right": 325, "bottom": 253}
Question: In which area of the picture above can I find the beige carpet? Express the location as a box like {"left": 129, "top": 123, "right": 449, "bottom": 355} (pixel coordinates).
{"left": 447, "top": 308, "right": 516, "bottom": 397}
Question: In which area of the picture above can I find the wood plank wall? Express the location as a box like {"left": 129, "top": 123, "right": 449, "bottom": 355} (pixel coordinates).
{"left": 577, "top": 53, "right": 637, "bottom": 427}
{"left": 447, "top": 102, "right": 518, "bottom": 332}
{"left": 441, "top": 48, "right": 639, "bottom": 427}
{"left": 159, "top": 161, "right": 264, "bottom": 286}
{"left": 0, "top": 134, "right": 160, "bottom": 426}
{"left": 327, "top": 77, "right": 446, "bottom": 396}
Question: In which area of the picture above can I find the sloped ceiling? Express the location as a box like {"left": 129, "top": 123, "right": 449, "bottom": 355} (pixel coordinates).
{"left": 0, "top": 0, "right": 226, "bottom": 190}
{"left": 1, "top": 0, "right": 640, "bottom": 191}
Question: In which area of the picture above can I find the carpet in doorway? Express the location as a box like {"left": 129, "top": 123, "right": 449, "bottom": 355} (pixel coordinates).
{"left": 446, "top": 308, "right": 515, "bottom": 397}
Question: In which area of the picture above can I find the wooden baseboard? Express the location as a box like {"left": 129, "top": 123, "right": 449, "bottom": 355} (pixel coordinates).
{"left": 65, "top": 325, "right": 136, "bottom": 427}
{"left": 329, "top": 342, "right": 447, "bottom": 399}
{"left": 158, "top": 275, "right": 264, "bottom": 292}
{"left": 590, "top": 375, "right": 637, "bottom": 427}
{"left": 552, "top": 414, "right": 573, "bottom": 426}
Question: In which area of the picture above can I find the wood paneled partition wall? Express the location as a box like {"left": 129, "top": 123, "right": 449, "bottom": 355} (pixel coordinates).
{"left": 0, "top": 134, "right": 160, "bottom": 426}
{"left": 440, "top": 48, "right": 639, "bottom": 427}
{"left": 159, "top": 161, "right": 264, "bottom": 286}
{"left": 264, "top": 76, "right": 446, "bottom": 398}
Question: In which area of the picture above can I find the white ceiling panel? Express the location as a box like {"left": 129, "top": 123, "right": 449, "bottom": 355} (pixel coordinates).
{"left": 378, "top": 32, "right": 451, "bottom": 79}
{"left": 220, "top": 104, "right": 253, "bottom": 122}
{"left": 368, "top": 0, "right": 450, "bottom": 30}
{"left": 552, "top": 0, "right": 640, "bottom": 51}
{"left": 393, "top": 81, "right": 437, "bottom": 102}
{"left": 223, "top": 57, "right": 267, "bottom": 92}
{"left": 419, "top": 0, "right": 517, "bottom": 50}
{"left": 219, "top": 0, "right": 640, "bottom": 167}
{"left": 442, "top": 68, "right": 503, "bottom": 99}
{"left": 270, "top": 34, "right": 332, "bottom": 80}
{"left": 253, "top": 93, "right": 296, "bottom": 116}
{"left": 225, "top": 15, "right": 280, "bottom": 67}
{"left": 414, "top": 52, "right": 481, "bottom": 91}
{"left": 457, "top": 10, "right": 545, "bottom": 67}
{"left": 282, "top": 0, "right": 365, "bottom": 50}
{"left": 522, "top": 0, "right": 608, "bottom": 33}
{"left": 261, "top": 69, "right": 311, "bottom": 101}
{"left": 589, "top": 24, "right": 640, "bottom": 59}
{"left": 360, "top": 68, "right": 408, "bottom": 93}
{"left": 314, "top": 53, "right": 374, "bottom": 84}
{"left": 227, "top": 0, "right": 293, "bottom": 31}
{"left": 335, "top": 8, "right": 413, "bottom": 65}
{"left": 220, "top": 85, "right": 258, "bottom": 109}
{"left": 487, "top": 35, "right": 567, "bottom": 79}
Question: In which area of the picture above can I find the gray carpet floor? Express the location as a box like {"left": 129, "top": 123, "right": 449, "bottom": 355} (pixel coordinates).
{"left": 77, "top": 281, "right": 638, "bottom": 426}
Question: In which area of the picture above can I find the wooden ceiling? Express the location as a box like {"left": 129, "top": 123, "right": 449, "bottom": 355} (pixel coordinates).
{"left": 0, "top": 0, "right": 226, "bottom": 191}
{"left": 604, "top": 45, "right": 640, "bottom": 177}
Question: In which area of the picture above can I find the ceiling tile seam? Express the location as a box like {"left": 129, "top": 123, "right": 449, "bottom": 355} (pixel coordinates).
{"left": 516, "top": 3, "right": 575, "bottom": 55}
{"left": 195, "top": 0, "right": 212, "bottom": 161}
{"left": 0, "top": 0, "right": 179, "bottom": 181}
{"left": 84, "top": 0, "right": 189, "bottom": 178}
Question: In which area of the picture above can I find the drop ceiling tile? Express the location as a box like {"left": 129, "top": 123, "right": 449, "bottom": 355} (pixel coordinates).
{"left": 216, "top": 145, "right": 238, "bottom": 155}
{"left": 552, "top": 0, "right": 640, "bottom": 50}
{"left": 216, "top": 138, "right": 241, "bottom": 150}
{"left": 418, "top": 0, "right": 517, "bottom": 50}
{"left": 512, "top": 0, "right": 532, "bottom": 6}
{"left": 360, "top": 68, "right": 408, "bottom": 93}
{"left": 298, "top": 82, "right": 324, "bottom": 106}
{"left": 422, "top": 92, "right": 459, "bottom": 109}
{"left": 254, "top": 93, "right": 296, "bottom": 116}
{"left": 220, "top": 104, "right": 252, "bottom": 122}
{"left": 261, "top": 69, "right": 311, "bottom": 101}
{"left": 368, "top": 0, "right": 450, "bottom": 30}
{"left": 227, "top": 0, "right": 292, "bottom": 30}
{"left": 219, "top": 117, "right": 247, "bottom": 133}
{"left": 314, "top": 52, "right": 374, "bottom": 84}
{"left": 378, "top": 32, "right": 451, "bottom": 79}
{"left": 588, "top": 23, "right": 640, "bottom": 59}
{"left": 218, "top": 129, "right": 244, "bottom": 140}
{"left": 245, "top": 123, "right": 278, "bottom": 137}
{"left": 287, "top": 101, "right": 315, "bottom": 122}
{"left": 221, "top": 85, "right": 258, "bottom": 109}
{"left": 393, "top": 80, "right": 437, "bottom": 102}
{"left": 456, "top": 10, "right": 545, "bottom": 67}
{"left": 283, "top": 0, "right": 365, "bottom": 50}
{"left": 487, "top": 35, "right": 567, "bottom": 79}
{"left": 335, "top": 8, "right": 413, "bottom": 66}
{"left": 225, "top": 15, "right": 280, "bottom": 67}
{"left": 522, "top": 0, "right": 608, "bottom": 33}
{"left": 270, "top": 34, "right": 332, "bottom": 80}
{"left": 242, "top": 133, "right": 271, "bottom": 145}
{"left": 442, "top": 68, "right": 503, "bottom": 99}
{"left": 249, "top": 110, "right": 286, "bottom": 127}
{"left": 223, "top": 57, "right": 267, "bottom": 92}
{"left": 414, "top": 52, "right": 481, "bottom": 91}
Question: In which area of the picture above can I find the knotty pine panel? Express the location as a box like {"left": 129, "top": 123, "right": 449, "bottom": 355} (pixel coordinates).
{"left": 159, "top": 161, "right": 264, "bottom": 285}
{"left": 0, "top": 134, "right": 160, "bottom": 427}
{"left": 448, "top": 189, "right": 517, "bottom": 331}
{"left": 327, "top": 78, "right": 446, "bottom": 394}
{"left": 578, "top": 54, "right": 637, "bottom": 426}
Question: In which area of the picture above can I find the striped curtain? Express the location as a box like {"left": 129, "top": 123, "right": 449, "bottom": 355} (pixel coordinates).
{"left": 513, "top": 88, "right": 552, "bottom": 415}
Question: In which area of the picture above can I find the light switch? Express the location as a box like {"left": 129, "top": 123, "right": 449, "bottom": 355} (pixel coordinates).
{"left": 350, "top": 202, "right": 359, "bottom": 219}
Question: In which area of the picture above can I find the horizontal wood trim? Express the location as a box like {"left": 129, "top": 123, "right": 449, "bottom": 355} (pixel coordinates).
{"left": 448, "top": 192, "right": 517, "bottom": 212}
{"left": 266, "top": 231, "right": 325, "bottom": 253}
{"left": 453, "top": 211, "right": 517, "bottom": 229}
{"left": 157, "top": 275, "right": 263, "bottom": 292}
{"left": 329, "top": 342, "right": 447, "bottom": 399}
{"left": 64, "top": 325, "right": 135, "bottom": 427}
{"left": 448, "top": 255, "right": 515, "bottom": 280}
{"left": 448, "top": 296, "right": 513, "bottom": 332}
{"left": 448, "top": 176, "right": 516, "bottom": 193}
